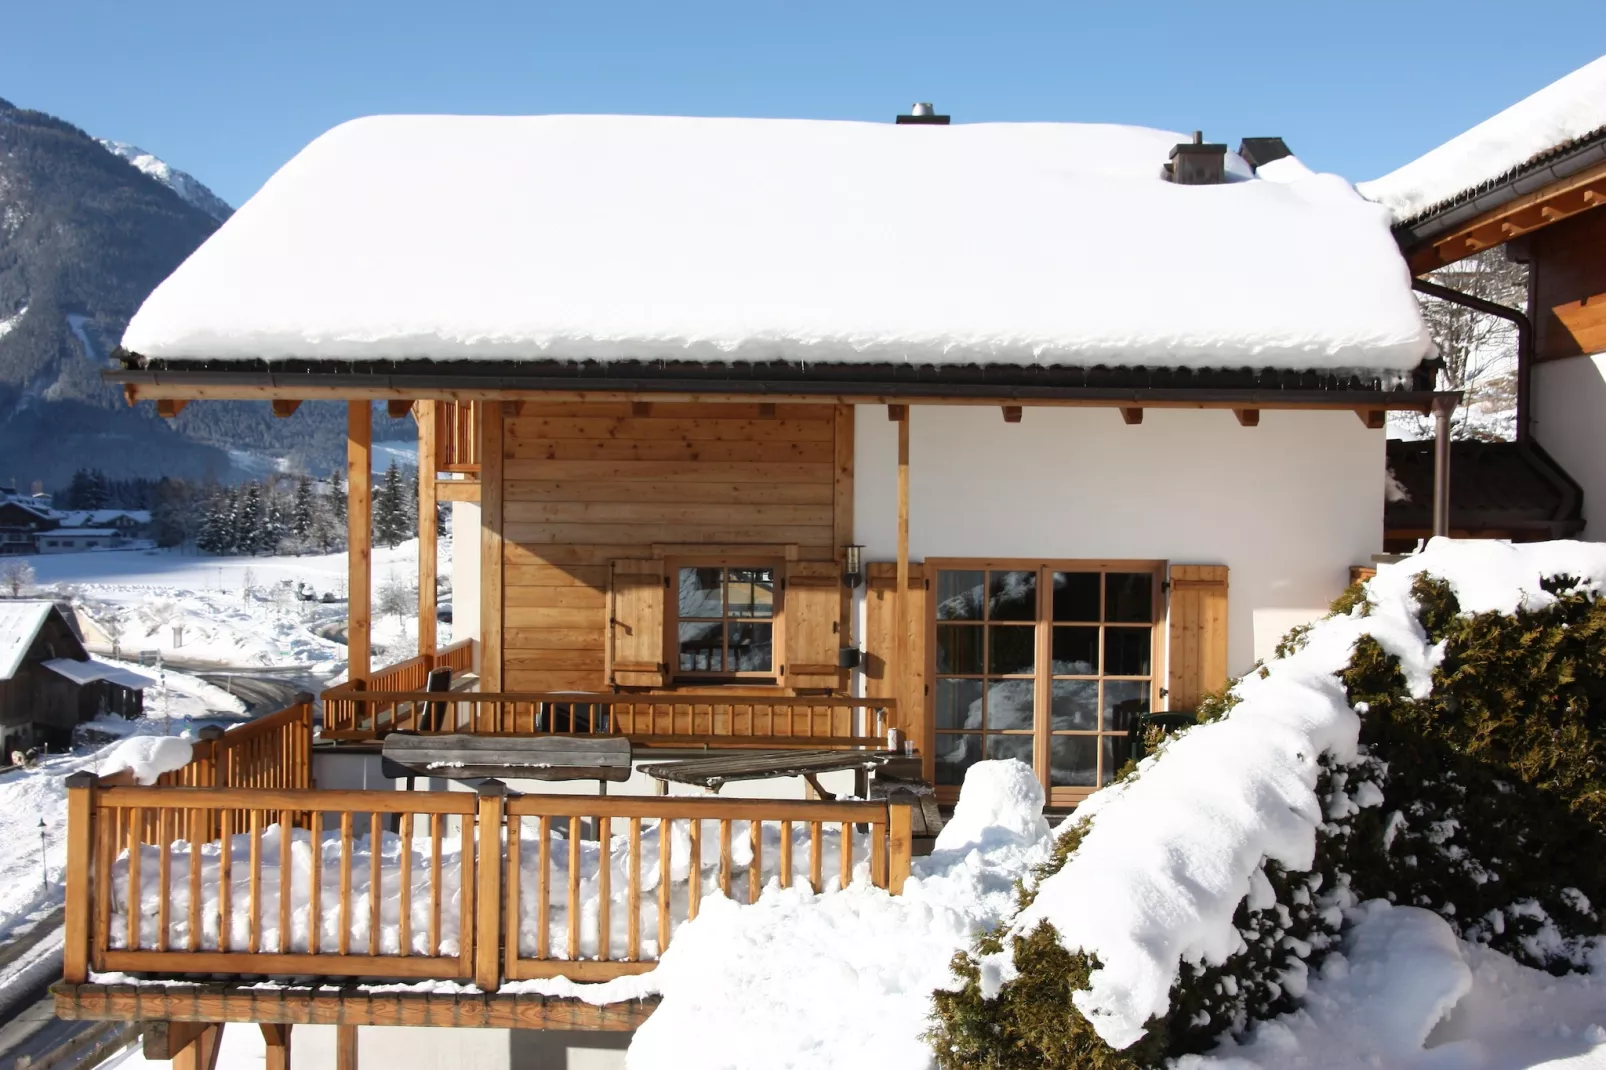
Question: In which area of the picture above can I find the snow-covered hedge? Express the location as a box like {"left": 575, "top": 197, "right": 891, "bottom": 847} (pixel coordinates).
{"left": 929, "top": 540, "right": 1606, "bottom": 1068}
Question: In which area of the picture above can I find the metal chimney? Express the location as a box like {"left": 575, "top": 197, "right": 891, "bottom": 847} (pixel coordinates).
{"left": 896, "top": 102, "right": 950, "bottom": 125}
{"left": 1165, "top": 130, "right": 1228, "bottom": 184}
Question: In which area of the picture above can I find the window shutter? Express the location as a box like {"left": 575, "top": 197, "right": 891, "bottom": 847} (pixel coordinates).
{"left": 608, "top": 559, "right": 666, "bottom": 687}
{"left": 1167, "top": 564, "right": 1229, "bottom": 712}
{"left": 781, "top": 560, "right": 843, "bottom": 690}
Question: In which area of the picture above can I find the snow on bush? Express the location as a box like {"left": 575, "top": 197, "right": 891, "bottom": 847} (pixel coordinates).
{"left": 932, "top": 539, "right": 1606, "bottom": 1067}
{"left": 98, "top": 736, "right": 193, "bottom": 785}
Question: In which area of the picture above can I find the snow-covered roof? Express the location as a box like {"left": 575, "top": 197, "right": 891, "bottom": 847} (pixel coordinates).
{"left": 41, "top": 657, "right": 154, "bottom": 689}
{"left": 122, "top": 115, "right": 1431, "bottom": 374}
{"left": 57, "top": 510, "right": 149, "bottom": 527}
{"left": 48, "top": 528, "right": 120, "bottom": 538}
{"left": 0, "top": 602, "right": 53, "bottom": 681}
{"left": 1360, "top": 55, "right": 1606, "bottom": 223}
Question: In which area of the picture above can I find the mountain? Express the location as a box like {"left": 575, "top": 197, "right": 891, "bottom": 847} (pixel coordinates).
{"left": 0, "top": 97, "right": 410, "bottom": 490}
{"left": 97, "top": 140, "right": 234, "bottom": 224}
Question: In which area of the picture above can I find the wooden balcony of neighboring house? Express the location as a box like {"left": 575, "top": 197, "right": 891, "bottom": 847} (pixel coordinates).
{"left": 52, "top": 684, "right": 918, "bottom": 1060}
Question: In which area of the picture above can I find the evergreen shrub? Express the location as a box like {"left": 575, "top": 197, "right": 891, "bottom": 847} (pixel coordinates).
{"left": 927, "top": 571, "right": 1606, "bottom": 1068}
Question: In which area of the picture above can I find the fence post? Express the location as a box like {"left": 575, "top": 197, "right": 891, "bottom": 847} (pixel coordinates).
{"left": 63, "top": 771, "right": 96, "bottom": 983}
{"left": 887, "top": 801, "right": 912, "bottom": 896}
{"left": 474, "top": 780, "right": 508, "bottom": 991}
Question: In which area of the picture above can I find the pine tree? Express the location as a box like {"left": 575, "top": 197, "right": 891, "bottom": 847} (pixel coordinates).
{"left": 373, "top": 460, "right": 408, "bottom": 548}
{"left": 259, "top": 484, "right": 290, "bottom": 554}
{"left": 83, "top": 469, "right": 110, "bottom": 509}
{"left": 290, "top": 474, "right": 315, "bottom": 547}
{"left": 235, "top": 482, "right": 264, "bottom": 555}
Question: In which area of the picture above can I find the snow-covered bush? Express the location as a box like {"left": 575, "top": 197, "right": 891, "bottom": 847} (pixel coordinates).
{"left": 928, "top": 541, "right": 1606, "bottom": 1068}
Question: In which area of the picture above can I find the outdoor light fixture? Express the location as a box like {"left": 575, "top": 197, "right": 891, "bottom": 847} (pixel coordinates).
{"left": 842, "top": 544, "right": 864, "bottom": 589}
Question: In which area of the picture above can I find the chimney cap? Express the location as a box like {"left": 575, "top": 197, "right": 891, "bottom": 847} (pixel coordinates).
{"left": 896, "top": 102, "right": 950, "bottom": 125}
{"left": 1237, "top": 137, "right": 1293, "bottom": 172}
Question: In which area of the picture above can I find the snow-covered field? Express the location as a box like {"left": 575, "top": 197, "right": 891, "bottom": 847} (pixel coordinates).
{"left": 15, "top": 538, "right": 446, "bottom": 675}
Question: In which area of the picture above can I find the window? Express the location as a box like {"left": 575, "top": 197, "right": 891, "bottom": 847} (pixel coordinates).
{"left": 673, "top": 564, "right": 778, "bottom": 679}
{"left": 931, "top": 562, "right": 1162, "bottom": 801}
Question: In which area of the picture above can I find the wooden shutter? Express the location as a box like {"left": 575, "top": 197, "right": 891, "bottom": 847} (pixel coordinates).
{"left": 1167, "top": 564, "right": 1229, "bottom": 712}
{"left": 608, "top": 559, "right": 666, "bottom": 687}
{"left": 781, "top": 560, "right": 843, "bottom": 690}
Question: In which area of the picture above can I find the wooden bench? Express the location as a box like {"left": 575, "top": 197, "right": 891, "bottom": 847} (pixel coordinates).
{"left": 380, "top": 733, "right": 633, "bottom": 783}
{"left": 638, "top": 750, "right": 890, "bottom": 799}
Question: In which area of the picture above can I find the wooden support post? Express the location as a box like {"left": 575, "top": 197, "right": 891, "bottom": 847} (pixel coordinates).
{"left": 894, "top": 407, "right": 911, "bottom": 742}
{"left": 347, "top": 401, "right": 372, "bottom": 680}
{"left": 1120, "top": 407, "right": 1143, "bottom": 425}
{"left": 259, "top": 1024, "right": 291, "bottom": 1070}
{"left": 417, "top": 400, "right": 438, "bottom": 657}
{"left": 474, "top": 781, "right": 507, "bottom": 992}
{"left": 887, "top": 802, "right": 912, "bottom": 895}
{"left": 480, "top": 401, "right": 505, "bottom": 690}
{"left": 270, "top": 400, "right": 301, "bottom": 418}
{"left": 1432, "top": 395, "right": 1455, "bottom": 539}
{"left": 62, "top": 773, "right": 94, "bottom": 983}
{"left": 166, "top": 1022, "right": 224, "bottom": 1070}
{"left": 336, "top": 1024, "right": 358, "bottom": 1070}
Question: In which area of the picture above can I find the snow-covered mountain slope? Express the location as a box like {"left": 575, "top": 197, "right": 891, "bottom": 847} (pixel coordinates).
{"left": 98, "top": 140, "right": 232, "bottom": 223}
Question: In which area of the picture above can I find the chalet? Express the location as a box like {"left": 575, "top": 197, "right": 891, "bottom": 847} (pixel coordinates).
{"left": 0, "top": 601, "right": 147, "bottom": 754}
{"left": 0, "top": 495, "right": 58, "bottom": 555}
{"left": 54, "top": 109, "right": 1451, "bottom": 1068}
{"left": 37, "top": 527, "right": 127, "bottom": 553}
{"left": 1362, "top": 54, "right": 1606, "bottom": 546}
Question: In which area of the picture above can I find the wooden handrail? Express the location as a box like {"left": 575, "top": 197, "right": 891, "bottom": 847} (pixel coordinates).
{"left": 61, "top": 778, "right": 914, "bottom": 988}
{"left": 321, "top": 690, "right": 895, "bottom": 747}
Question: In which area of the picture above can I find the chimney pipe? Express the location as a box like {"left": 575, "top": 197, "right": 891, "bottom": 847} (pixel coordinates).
{"left": 896, "top": 102, "right": 950, "bottom": 125}
{"left": 1165, "top": 131, "right": 1228, "bottom": 185}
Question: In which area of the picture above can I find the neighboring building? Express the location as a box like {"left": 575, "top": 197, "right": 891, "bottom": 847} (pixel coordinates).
{"left": 36, "top": 528, "right": 125, "bottom": 553}
{"left": 0, "top": 497, "right": 58, "bottom": 555}
{"left": 55, "top": 509, "right": 152, "bottom": 537}
{"left": 1362, "top": 53, "right": 1606, "bottom": 544}
{"left": 0, "top": 601, "right": 147, "bottom": 753}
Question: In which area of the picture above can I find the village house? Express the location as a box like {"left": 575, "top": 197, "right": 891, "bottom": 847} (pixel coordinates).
{"left": 54, "top": 108, "right": 1451, "bottom": 1068}
{"left": 1362, "top": 55, "right": 1606, "bottom": 547}
{"left": 0, "top": 601, "right": 147, "bottom": 756}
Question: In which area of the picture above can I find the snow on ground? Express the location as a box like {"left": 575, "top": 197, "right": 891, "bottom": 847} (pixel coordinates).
{"left": 121, "top": 115, "right": 1432, "bottom": 372}
{"left": 1361, "top": 54, "right": 1606, "bottom": 221}
{"left": 17, "top": 538, "right": 447, "bottom": 673}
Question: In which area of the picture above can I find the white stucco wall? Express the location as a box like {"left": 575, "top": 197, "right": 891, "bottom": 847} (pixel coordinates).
{"left": 853, "top": 405, "right": 1384, "bottom": 678}
{"left": 292, "top": 1024, "right": 628, "bottom": 1070}
{"left": 451, "top": 499, "right": 482, "bottom": 649}
{"left": 1534, "top": 353, "right": 1606, "bottom": 540}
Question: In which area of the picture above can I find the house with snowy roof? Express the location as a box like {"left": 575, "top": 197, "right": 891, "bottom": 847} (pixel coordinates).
{"left": 0, "top": 601, "right": 147, "bottom": 754}
{"left": 1361, "top": 53, "right": 1606, "bottom": 545}
{"left": 53, "top": 106, "right": 1451, "bottom": 1066}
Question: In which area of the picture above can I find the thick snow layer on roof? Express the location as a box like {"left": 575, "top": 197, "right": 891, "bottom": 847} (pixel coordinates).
{"left": 0, "top": 602, "right": 52, "bottom": 682}
{"left": 1360, "top": 55, "right": 1606, "bottom": 221}
{"left": 122, "top": 114, "right": 1431, "bottom": 372}
{"left": 1003, "top": 537, "right": 1606, "bottom": 1050}
{"left": 41, "top": 658, "right": 154, "bottom": 689}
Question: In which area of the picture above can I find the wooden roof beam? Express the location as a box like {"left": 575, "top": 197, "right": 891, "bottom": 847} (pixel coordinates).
{"left": 1234, "top": 408, "right": 1260, "bottom": 427}
{"left": 1120, "top": 407, "right": 1143, "bottom": 425}
{"left": 1001, "top": 405, "right": 1022, "bottom": 423}
{"left": 1409, "top": 158, "right": 1606, "bottom": 274}
{"left": 1356, "top": 408, "right": 1386, "bottom": 430}
{"left": 386, "top": 399, "right": 412, "bottom": 418}
{"left": 155, "top": 399, "right": 187, "bottom": 419}
{"left": 270, "top": 399, "right": 301, "bottom": 417}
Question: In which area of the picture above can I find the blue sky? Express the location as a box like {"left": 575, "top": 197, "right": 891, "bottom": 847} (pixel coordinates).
{"left": 6, "top": 1, "right": 1604, "bottom": 209}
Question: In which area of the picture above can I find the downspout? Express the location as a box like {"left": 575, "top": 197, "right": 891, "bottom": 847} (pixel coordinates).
{"left": 1412, "top": 276, "right": 1533, "bottom": 443}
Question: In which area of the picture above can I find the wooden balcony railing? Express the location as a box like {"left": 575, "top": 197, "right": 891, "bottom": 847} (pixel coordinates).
{"left": 322, "top": 639, "right": 477, "bottom": 733}
{"left": 319, "top": 691, "right": 894, "bottom": 749}
{"left": 61, "top": 779, "right": 912, "bottom": 989}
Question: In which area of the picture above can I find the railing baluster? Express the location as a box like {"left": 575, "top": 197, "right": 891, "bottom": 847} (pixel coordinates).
{"left": 309, "top": 811, "right": 322, "bottom": 955}
{"left": 505, "top": 813, "right": 521, "bottom": 973}
{"left": 279, "top": 808, "right": 293, "bottom": 953}
{"left": 597, "top": 816, "right": 611, "bottom": 962}
{"left": 537, "top": 815, "right": 551, "bottom": 961}
{"left": 719, "top": 820, "right": 732, "bottom": 898}
{"left": 779, "top": 820, "right": 792, "bottom": 891}
{"left": 186, "top": 808, "right": 201, "bottom": 952}
{"left": 810, "top": 822, "right": 822, "bottom": 893}
{"left": 658, "top": 818, "right": 672, "bottom": 953}
{"left": 688, "top": 818, "right": 702, "bottom": 921}
{"left": 369, "top": 811, "right": 383, "bottom": 955}
{"left": 218, "top": 810, "right": 231, "bottom": 951}
{"left": 156, "top": 809, "right": 170, "bottom": 952}
{"left": 398, "top": 811, "right": 413, "bottom": 957}
{"left": 840, "top": 822, "right": 852, "bottom": 890}
{"left": 568, "top": 815, "right": 582, "bottom": 959}
{"left": 126, "top": 807, "right": 141, "bottom": 952}
{"left": 248, "top": 809, "right": 262, "bottom": 954}
{"left": 95, "top": 807, "right": 114, "bottom": 964}
{"left": 430, "top": 812, "right": 442, "bottom": 957}
{"left": 628, "top": 817, "right": 641, "bottom": 962}
{"left": 748, "top": 818, "right": 761, "bottom": 905}
{"left": 339, "top": 811, "right": 352, "bottom": 956}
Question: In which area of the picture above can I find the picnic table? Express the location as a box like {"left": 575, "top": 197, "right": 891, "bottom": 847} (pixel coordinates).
{"left": 637, "top": 750, "right": 891, "bottom": 799}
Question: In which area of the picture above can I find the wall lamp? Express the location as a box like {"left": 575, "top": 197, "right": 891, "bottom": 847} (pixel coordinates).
{"left": 842, "top": 544, "right": 864, "bottom": 589}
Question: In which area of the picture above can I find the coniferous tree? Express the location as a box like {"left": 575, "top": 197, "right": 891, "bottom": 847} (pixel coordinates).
{"left": 234, "top": 482, "right": 264, "bottom": 554}
{"left": 259, "top": 483, "right": 290, "bottom": 554}
{"left": 290, "top": 474, "right": 315, "bottom": 548}
{"left": 373, "top": 460, "right": 408, "bottom": 548}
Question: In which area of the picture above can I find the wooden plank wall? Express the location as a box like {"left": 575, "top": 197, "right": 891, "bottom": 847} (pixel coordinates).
{"left": 496, "top": 402, "right": 848, "bottom": 692}
{"left": 1525, "top": 205, "right": 1606, "bottom": 362}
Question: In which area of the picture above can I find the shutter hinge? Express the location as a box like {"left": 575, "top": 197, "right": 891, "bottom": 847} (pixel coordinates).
{"left": 924, "top": 578, "right": 931, "bottom": 590}
{"left": 1160, "top": 687, "right": 1169, "bottom": 698}
{"left": 1162, "top": 579, "right": 1171, "bottom": 593}
{"left": 664, "top": 576, "right": 670, "bottom": 588}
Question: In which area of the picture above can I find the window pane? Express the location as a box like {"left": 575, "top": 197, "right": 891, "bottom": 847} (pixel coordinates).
{"left": 1104, "top": 627, "right": 1151, "bottom": 676}
{"left": 679, "top": 567, "right": 724, "bottom": 618}
{"left": 1102, "top": 736, "right": 1125, "bottom": 786}
{"left": 727, "top": 622, "right": 773, "bottom": 672}
{"left": 935, "top": 734, "right": 981, "bottom": 786}
{"left": 935, "top": 571, "right": 985, "bottom": 621}
{"left": 988, "top": 625, "right": 1035, "bottom": 676}
{"left": 1052, "top": 572, "right": 1100, "bottom": 623}
{"left": 986, "top": 679, "right": 1035, "bottom": 730}
{"left": 726, "top": 567, "right": 776, "bottom": 618}
{"left": 935, "top": 679, "right": 984, "bottom": 731}
{"left": 1050, "top": 680, "right": 1098, "bottom": 730}
{"left": 988, "top": 571, "right": 1037, "bottom": 621}
{"left": 678, "top": 621, "right": 723, "bottom": 671}
{"left": 936, "top": 625, "right": 984, "bottom": 674}
{"left": 1050, "top": 735, "right": 1098, "bottom": 787}
{"left": 1103, "top": 680, "right": 1150, "bottom": 732}
{"left": 1050, "top": 626, "right": 1098, "bottom": 675}
{"left": 1106, "top": 573, "right": 1154, "bottom": 623}
{"left": 986, "top": 734, "right": 1035, "bottom": 766}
